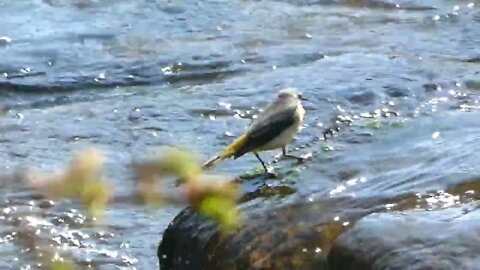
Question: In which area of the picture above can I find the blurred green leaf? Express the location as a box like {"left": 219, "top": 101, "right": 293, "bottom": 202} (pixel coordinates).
{"left": 197, "top": 196, "right": 240, "bottom": 231}
{"left": 148, "top": 146, "right": 203, "bottom": 184}
{"left": 26, "top": 149, "right": 111, "bottom": 220}
{"left": 134, "top": 146, "right": 242, "bottom": 230}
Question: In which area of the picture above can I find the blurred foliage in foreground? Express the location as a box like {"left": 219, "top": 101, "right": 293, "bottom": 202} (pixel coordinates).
{"left": 133, "top": 146, "right": 241, "bottom": 230}
{"left": 19, "top": 146, "right": 241, "bottom": 269}
{"left": 27, "top": 149, "right": 111, "bottom": 220}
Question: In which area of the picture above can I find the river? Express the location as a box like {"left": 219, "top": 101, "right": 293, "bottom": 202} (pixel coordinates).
{"left": 0, "top": 0, "right": 479, "bottom": 269}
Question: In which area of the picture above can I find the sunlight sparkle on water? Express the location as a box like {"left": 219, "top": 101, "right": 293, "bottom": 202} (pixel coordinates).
{"left": 329, "top": 185, "right": 345, "bottom": 196}
{"left": 346, "top": 178, "right": 358, "bottom": 186}
{"left": 218, "top": 102, "right": 232, "bottom": 109}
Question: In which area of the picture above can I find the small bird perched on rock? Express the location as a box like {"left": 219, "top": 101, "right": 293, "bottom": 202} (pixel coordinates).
{"left": 202, "top": 87, "right": 306, "bottom": 176}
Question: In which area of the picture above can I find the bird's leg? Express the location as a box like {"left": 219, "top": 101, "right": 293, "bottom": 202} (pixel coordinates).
{"left": 254, "top": 152, "right": 276, "bottom": 178}
{"left": 254, "top": 152, "right": 269, "bottom": 173}
{"left": 282, "top": 146, "right": 300, "bottom": 158}
{"left": 282, "top": 146, "right": 306, "bottom": 163}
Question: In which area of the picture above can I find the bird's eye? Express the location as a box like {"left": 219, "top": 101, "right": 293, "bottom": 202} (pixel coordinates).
{"left": 298, "top": 94, "right": 307, "bottom": 101}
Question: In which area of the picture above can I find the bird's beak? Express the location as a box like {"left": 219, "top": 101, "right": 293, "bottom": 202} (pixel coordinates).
{"left": 299, "top": 94, "right": 308, "bottom": 101}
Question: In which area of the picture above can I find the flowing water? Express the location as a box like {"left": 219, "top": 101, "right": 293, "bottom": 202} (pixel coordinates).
{"left": 0, "top": 0, "right": 479, "bottom": 269}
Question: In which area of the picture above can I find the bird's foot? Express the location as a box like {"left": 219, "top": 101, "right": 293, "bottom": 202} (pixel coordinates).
{"left": 263, "top": 168, "right": 278, "bottom": 179}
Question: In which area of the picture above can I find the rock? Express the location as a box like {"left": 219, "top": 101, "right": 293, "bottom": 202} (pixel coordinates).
{"left": 328, "top": 204, "right": 480, "bottom": 270}
{"left": 157, "top": 192, "right": 418, "bottom": 270}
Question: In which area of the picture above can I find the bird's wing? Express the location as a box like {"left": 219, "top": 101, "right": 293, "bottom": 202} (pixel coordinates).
{"left": 248, "top": 99, "right": 283, "bottom": 127}
{"left": 233, "top": 106, "right": 297, "bottom": 158}
{"left": 244, "top": 101, "right": 278, "bottom": 128}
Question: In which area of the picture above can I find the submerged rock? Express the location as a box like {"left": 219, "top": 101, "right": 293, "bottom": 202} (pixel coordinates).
{"left": 328, "top": 204, "right": 480, "bottom": 270}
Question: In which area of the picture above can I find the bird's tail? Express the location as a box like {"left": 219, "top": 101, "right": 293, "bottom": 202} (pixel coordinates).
{"left": 202, "top": 134, "right": 248, "bottom": 170}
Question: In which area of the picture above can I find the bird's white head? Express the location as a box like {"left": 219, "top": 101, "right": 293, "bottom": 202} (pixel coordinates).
{"left": 277, "top": 87, "right": 306, "bottom": 101}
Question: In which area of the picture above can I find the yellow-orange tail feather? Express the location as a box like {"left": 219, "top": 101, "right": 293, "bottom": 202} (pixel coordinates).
{"left": 202, "top": 134, "right": 248, "bottom": 170}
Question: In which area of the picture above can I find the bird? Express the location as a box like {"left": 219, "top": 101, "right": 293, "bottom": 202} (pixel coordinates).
{"left": 202, "top": 87, "right": 306, "bottom": 176}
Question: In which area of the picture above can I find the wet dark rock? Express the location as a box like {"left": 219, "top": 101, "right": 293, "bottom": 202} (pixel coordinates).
{"left": 346, "top": 90, "right": 377, "bottom": 106}
{"left": 237, "top": 184, "right": 296, "bottom": 203}
{"left": 128, "top": 107, "right": 143, "bottom": 122}
{"left": 38, "top": 200, "right": 55, "bottom": 209}
{"left": 161, "top": 4, "right": 186, "bottom": 15}
{"left": 463, "top": 56, "right": 480, "bottom": 63}
{"left": 422, "top": 83, "right": 441, "bottom": 92}
{"left": 465, "top": 80, "right": 480, "bottom": 90}
{"left": 157, "top": 194, "right": 418, "bottom": 270}
{"left": 383, "top": 85, "right": 410, "bottom": 98}
{"left": 328, "top": 205, "right": 480, "bottom": 270}
{"left": 158, "top": 172, "right": 480, "bottom": 270}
